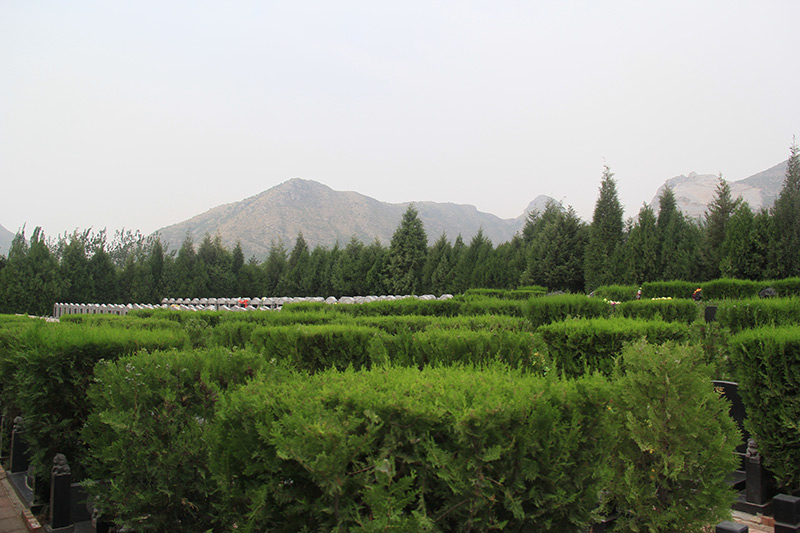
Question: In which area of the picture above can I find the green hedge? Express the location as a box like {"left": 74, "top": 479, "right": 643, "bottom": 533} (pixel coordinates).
{"left": 715, "top": 297, "right": 800, "bottom": 333}
{"left": 383, "top": 328, "right": 539, "bottom": 371}
{"left": 769, "top": 277, "right": 800, "bottom": 297}
{"left": 249, "top": 324, "right": 387, "bottom": 372}
{"left": 524, "top": 294, "right": 611, "bottom": 328}
{"left": 463, "top": 286, "right": 546, "bottom": 300}
{"left": 209, "top": 365, "right": 615, "bottom": 531}
{"left": 84, "top": 347, "right": 282, "bottom": 532}
{"left": 538, "top": 317, "right": 690, "bottom": 377}
{"left": 729, "top": 326, "right": 800, "bottom": 490}
{"left": 329, "top": 298, "right": 464, "bottom": 317}
{"left": 592, "top": 284, "right": 640, "bottom": 302}
{"left": 2, "top": 323, "right": 188, "bottom": 486}
{"left": 702, "top": 278, "right": 762, "bottom": 300}
{"left": 617, "top": 298, "right": 699, "bottom": 324}
{"left": 641, "top": 281, "right": 700, "bottom": 300}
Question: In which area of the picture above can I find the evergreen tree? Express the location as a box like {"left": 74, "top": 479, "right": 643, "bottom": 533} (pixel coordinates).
{"left": 421, "top": 233, "right": 452, "bottom": 295}
{"left": 174, "top": 235, "right": 197, "bottom": 297}
{"left": 719, "top": 202, "right": 762, "bottom": 280}
{"left": 772, "top": 141, "right": 800, "bottom": 277}
{"left": 624, "top": 204, "right": 660, "bottom": 284}
{"left": 464, "top": 228, "right": 494, "bottom": 288}
{"left": 702, "top": 175, "right": 740, "bottom": 280}
{"left": 493, "top": 235, "right": 527, "bottom": 290}
{"left": 584, "top": 165, "right": 625, "bottom": 291}
{"left": 147, "top": 237, "right": 166, "bottom": 301}
{"left": 238, "top": 257, "right": 265, "bottom": 297}
{"left": 448, "top": 235, "right": 468, "bottom": 294}
{"left": 88, "top": 240, "right": 118, "bottom": 302}
{"left": 263, "top": 241, "right": 288, "bottom": 295}
{"left": 285, "top": 233, "right": 312, "bottom": 296}
{"left": 386, "top": 205, "right": 428, "bottom": 294}
{"left": 0, "top": 230, "right": 30, "bottom": 314}
{"left": 59, "top": 233, "right": 92, "bottom": 303}
{"left": 522, "top": 202, "right": 587, "bottom": 292}
{"left": 331, "top": 236, "right": 365, "bottom": 297}
{"left": 363, "top": 239, "right": 388, "bottom": 295}
{"left": 656, "top": 187, "right": 701, "bottom": 281}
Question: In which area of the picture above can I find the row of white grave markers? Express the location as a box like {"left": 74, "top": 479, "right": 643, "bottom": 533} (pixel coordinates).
{"left": 52, "top": 294, "right": 454, "bottom": 319}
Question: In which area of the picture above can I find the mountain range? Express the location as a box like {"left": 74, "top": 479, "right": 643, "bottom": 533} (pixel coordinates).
{"left": 0, "top": 160, "right": 789, "bottom": 260}
{"left": 154, "top": 178, "right": 555, "bottom": 258}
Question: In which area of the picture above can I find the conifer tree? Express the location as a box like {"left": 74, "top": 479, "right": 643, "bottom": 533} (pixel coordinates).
{"left": 262, "top": 241, "right": 288, "bottom": 295}
{"left": 88, "top": 240, "right": 118, "bottom": 302}
{"left": 386, "top": 205, "right": 428, "bottom": 294}
{"left": 624, "top": 204, "right": 660, "bottom": 284}
{"left": 719, "top": 202, "right": 762, "bottom": 280}
{"left": 522, "top": 201, "right": 587, "bottom": 292}
{"left": 702, "top": 175, "right": 739, "bottom": 280}
{"left": 59, "top": 233, "right": 92, "bottom": 303}
{"left": 772, "top": 140, "right": 800, "bottom": 277}
{"left": 584, "top": 165, "right": 625, "bottom": 291}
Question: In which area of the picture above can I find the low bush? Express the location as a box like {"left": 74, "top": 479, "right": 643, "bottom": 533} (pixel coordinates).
{"left": 608, "top": 341, "right": 740, "bottom": 531}
{"left": 729, "top": 326, "right": 800, "bottom": 491}
{"left": 84, "top": 347, "right": 282, "bottom": 532}
{"left": 460, "top": 296, "right": 528, "bottom": 317}
{"left": 617, "top": 298, "right": 699, "bottom": 324}
{"left": 538, "top": 317, "right": 690, "bottom": 377}
{"left": 209, "top": 365, "right": 615, "bottom": 531}
{"left": 769, "top": 277, "right": 800, "bottom": 297}
{"left": 524, "top": 294, "right": 611, "bottom": 329}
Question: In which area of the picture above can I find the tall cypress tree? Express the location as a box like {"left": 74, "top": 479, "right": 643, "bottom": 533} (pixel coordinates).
{"left": 584, "top": 165, "right": 625, "bottom": 291}
{"left": 386, "top": 205, "right": 428, "bottom": 294}
{"left": 702, "top": 175, "right": 739, "bottom": 280}
{"left": 772, "top": 141, "right": 800, "bottom": 277}
{"left": 523, "top": 202, "right": 587, "bottom": 292}
{"left": 624, "top": 204, "right": 660, "bottom": 284}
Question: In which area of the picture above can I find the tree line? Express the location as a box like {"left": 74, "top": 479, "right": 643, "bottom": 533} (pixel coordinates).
{"left": 1, "top": 143, "right": 799, "bottom": 316}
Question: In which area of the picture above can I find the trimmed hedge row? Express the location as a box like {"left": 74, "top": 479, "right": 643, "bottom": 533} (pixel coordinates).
{"left": 538, "top": 317, "right": 691, "bottom": 377}
{"left": 0, "top": 322, "right": 189, "bottom": 485}
{"left": 640, "top": 277, "right": 800, "bottom": 300}
{"left": 730, "top": 326, "right": 800, "bottom": 490}
{"left": 715, "top": 297, "right": 800, "bottom": 333}
{"left": 617, "top": 298, "right": 699, "bottom": 324}
{"left": 210, "top": 365, "right": 614, "bottom": 531}
{"left": 524, "top": 294, "right": 611, "bottom": 328}
{"left": 82, "top": 345, "right": 736, "bottom": 532}
{"left": 463, "top": 286, "right": 547, "bottom": 299}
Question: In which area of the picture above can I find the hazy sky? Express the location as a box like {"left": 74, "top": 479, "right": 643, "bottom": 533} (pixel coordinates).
{"left": 2, "top": 1, "right": 798, "bottom": 240}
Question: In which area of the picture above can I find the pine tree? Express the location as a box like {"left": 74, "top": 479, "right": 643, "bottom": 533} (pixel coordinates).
{"left": 522, "top": 201, "right": 587, "bottom": 292}
{"left": 624, "top": 204, "right": 660, "bottom": 284}
{"left": 386, "top": 205, "right": 428, "bottom": 294}
{"left": 584, "top": 165, "right": 625, "bottom": 291}
{"left": 719, "top": 202, "right": 761, "bottom": 280}
{"left": 59, "top": 233, "right": 92, "bottom": 303}
{"left": 88, "top": 240, "right": 118, "bottom": 302}
{"left": 772, "top": 140, "right": 800, "bottom": 277}
{"left": 285, "top": 233, "right": 312, "bottom": 296}
{"left": 421, "top": 233, "right": 452, "bottom": 295}
{"left": 262, "top": 241, "right": 288, "bottom": 295}
{"left": 702, "top": 175, "right": 740, "bottom": 280}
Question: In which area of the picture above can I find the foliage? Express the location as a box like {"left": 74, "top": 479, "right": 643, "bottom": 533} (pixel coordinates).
{"left": 386, "top": 205, "right": 428, "bottom": 294}
{"left": 1, "top": 323, "right": 188, "bottom": 489}
{"left": 772, "top": 140, "right": 800, "bottom": 278}
{"left": 641, "top": 281, "right": 699, "bottom": 300}
{"left": 538, "top": 317, "right": 690, "bottom": 377}
{"left": 617, "top": 298, "right": 699, "bottom": 324}
{"left": 715, "top": 297, "right": 800, "bottom": 333}
{"left": 584, "top": 165, "right": 625, "bottom": 291}
{"left": 729, "top": 326, "right": 800, "bottom": 490}
{"left": 702, "top": 175, "right": 740, "bottom": 280}
{"left": 84, "top": 347, "right": 280, "bottom": 532}
{"left": 592, "top": 284, "right": 640, "bottom": 302}
{"left": 608, "top": 341, "right": 740, "bottom": 531}
{"left": 524, "top": 294, "right": 611, "bottom": 328}
{"left": 209, "top": 365, "right": 615, "bottom": 531}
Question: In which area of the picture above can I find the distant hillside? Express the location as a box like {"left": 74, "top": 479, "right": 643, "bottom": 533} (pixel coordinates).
{"left": 154, "top": 179, "right": 552, "bottom": 258}
{"left": 0, "top": 223, "right": 15, "bottom": 256}
{"left": 652, "top": 161, "right": 788, "bottom": 218}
